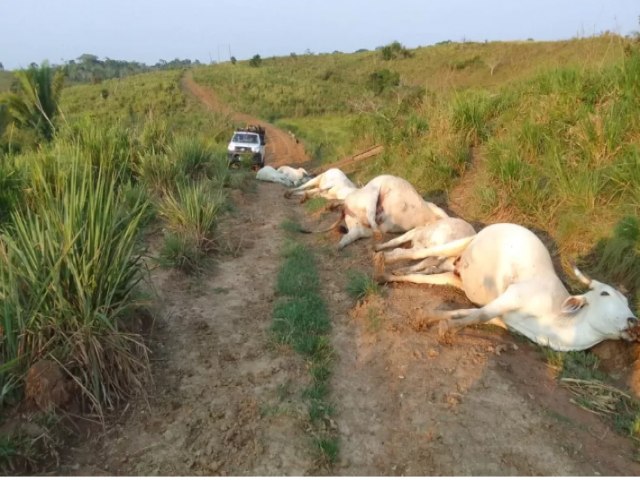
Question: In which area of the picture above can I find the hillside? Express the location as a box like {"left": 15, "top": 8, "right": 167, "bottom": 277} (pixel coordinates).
{"left": 193, "top": 35, "right": 640, "bottom": 300}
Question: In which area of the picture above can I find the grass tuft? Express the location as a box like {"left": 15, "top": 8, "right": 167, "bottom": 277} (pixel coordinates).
{"left": 346, "top": 270, "right": 382, "bottom": 300}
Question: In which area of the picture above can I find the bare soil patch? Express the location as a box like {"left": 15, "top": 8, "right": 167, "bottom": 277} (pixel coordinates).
{"left": 57, "top": 75, "right": 640, "bottom": 476}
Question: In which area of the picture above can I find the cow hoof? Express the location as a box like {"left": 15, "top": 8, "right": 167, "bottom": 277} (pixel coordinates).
{"left": 437, "top": 319, "right": 451, "bottom": 338}
{"left": 373, "top": 252, "right": 386, "bottom": 280}
{"left": 284, "top": 191, "right": 292, "bottom": 199}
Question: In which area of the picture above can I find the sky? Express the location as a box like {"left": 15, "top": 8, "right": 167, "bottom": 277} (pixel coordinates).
{"left": 1, "top": 0, "right": 638, "bottom": 70}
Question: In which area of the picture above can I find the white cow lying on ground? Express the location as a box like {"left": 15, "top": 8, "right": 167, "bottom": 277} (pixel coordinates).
{"left": 284, "top": 168, "right": 356, "bottom": 202}
{"left": 374, "top": 222, "right": 638, "bottom": 351}
{"left": 277, "top": 165, "right": 312, "bottom": 186}
{"left": 305, "top": 174, "right": 449, "bottom": 250}
{"left": 374, "top": 217, "right": 476, "bottom": 275}
{"left": 255, "top": 166, "right": 295, "bottom": 187}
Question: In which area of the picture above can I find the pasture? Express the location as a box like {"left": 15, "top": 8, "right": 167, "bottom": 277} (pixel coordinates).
{"left": 0, "top": 34, "right": 639, "bottom": 474}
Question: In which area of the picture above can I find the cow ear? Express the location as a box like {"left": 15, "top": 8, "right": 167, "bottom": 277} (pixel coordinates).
{"left": 561, "top": 295, "right": 588, "bottom": 314}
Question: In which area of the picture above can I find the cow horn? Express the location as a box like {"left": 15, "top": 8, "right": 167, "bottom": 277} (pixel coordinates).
{"left": 569, "top": 262, "right": 592, "bottom": 286}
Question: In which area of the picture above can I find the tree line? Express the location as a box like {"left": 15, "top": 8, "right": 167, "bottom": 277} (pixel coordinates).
{"left": 2, "top": 54, "right": 202, "bottom": 85}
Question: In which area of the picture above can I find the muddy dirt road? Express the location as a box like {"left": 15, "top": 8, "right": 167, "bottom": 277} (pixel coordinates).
{"left": 60, "top": 75, "right": 640, "bottom": 475}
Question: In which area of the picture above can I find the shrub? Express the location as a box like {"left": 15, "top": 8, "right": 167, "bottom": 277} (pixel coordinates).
{"left": 367, "top": 69, "right": 400, "bottom": 95}
{"left": 157, "top": 180, "right": 226, "bottom": 272}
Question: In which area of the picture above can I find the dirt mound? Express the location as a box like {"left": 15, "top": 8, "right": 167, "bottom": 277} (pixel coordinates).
{"left": 25, "top": 360, "right": 73, "bottom": 412}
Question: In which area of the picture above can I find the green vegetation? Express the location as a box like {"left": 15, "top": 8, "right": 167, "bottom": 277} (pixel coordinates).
{"left": 544, "top": 349, "right": 640, "bottom": 443}
{"left": 158, "top": 180, "right": 227, "bottom": 273}
{"left": 271, "top": 235, "right": 338, "bottom": 468}
{"left": 346, "top": 270, "right": 382, "bottom": 300}
{"left": 1, "top": 62, "right": 64, "bottom": 143}
{"left": 59, "top": 53, "right": 199, "bottom": 84}
{"left": 0, "top": 65, "right": 234, "bottom": 472}
{"left": 379, "top": 41, "right": 414, "bottom": 61}
{"left": 195, "top": 34, "right": 639, "bottom": 292}
{"left": 0, "top": 413, "right": 60, "bottom": 475}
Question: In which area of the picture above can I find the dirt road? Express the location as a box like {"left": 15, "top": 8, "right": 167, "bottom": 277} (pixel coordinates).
{"left": 60, "top": 74, "right": 640, "bottom": 475}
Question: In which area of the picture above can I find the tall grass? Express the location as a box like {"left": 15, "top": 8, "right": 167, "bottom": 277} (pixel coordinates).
{"left": 475, "top": 44, "right": 640, "bottom": 255}
{"left": 0, "top": 153, "right": 150, "bottom": 414}
{"left": 157, "top": 180, "right": 227, "bottom": 272}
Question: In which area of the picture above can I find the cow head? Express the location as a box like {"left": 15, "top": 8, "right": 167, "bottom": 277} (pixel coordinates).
{"left": 562, "top": 265, "right": 639, "bottom": 341}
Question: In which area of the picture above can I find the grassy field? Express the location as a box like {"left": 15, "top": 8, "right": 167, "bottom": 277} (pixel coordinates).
{"left": 195, "top": 35, "right": 640, "bottom": 301}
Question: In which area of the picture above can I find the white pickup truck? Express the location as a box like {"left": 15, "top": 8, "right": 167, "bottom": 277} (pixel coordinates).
{"left": 227, "top": 125, "right": 266, "bottom": 169}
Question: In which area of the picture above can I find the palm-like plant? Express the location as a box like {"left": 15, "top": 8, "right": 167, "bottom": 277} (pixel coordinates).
{"left": 1, "top": 61, "right": 65, "bottom": 141}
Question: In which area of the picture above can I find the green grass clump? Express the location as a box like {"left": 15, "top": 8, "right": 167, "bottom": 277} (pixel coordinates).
{"left": 303, "top": 197, "right": 329, "bottom": 214}
{"left": 280, "top": 218, "right": 304, "bottom": 233}
{"left": 275, "top": 241, "right": 320, "bottom": 296}
{"left": 346, "top": 270, "right": 382, "bottom": 300}
{"left": 0, "top": 154, "right": 150, "bottom": 414}
{"left": 157, "top": 180, "right": 226, "bottom": 273}
{"left": 314, "top": 436, "right": 340, "bottom": 466}
{"left": 0, "top": 155, "right": 24, "bottom": 225}
{"left": 544, "top": 349, "right": 606, "bottom": 382}
{"left": 0, "top": 412, "right": 61, "bottom": 475}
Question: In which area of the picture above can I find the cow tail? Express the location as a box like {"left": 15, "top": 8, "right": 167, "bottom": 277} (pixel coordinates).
{"left": 299, "top": 208, "right": 345, "bottom": 234}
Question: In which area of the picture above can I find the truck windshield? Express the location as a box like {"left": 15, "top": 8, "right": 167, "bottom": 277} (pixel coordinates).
{"left": 233, "top": 133, "right": 259, "bottom": 144}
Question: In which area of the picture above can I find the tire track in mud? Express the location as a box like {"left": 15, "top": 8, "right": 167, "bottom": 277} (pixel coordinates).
{"left": 62, "top": 183, "right": 325, "bottom": 475}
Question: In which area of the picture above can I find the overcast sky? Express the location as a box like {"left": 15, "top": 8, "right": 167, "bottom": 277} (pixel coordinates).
{"left": 1, "top": 0, "right": 638, "bottom": 69}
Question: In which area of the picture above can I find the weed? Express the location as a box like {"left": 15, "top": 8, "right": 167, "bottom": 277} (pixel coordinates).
{"left": 157, "top": 180, "right": 226, "bottom": 269}
{"left": 304, "top": 197, "right": 329, "bottom": 214}
{"left": 543, "top": 349, "right": 606, "bottom": 382}
{"left": 314, "top": 435, "right": 340, "bottom": 466}
{"left": 158, "top": 232, "right": 207, "bottom": 274}
{"left": 346, "top": 270, "right": 382, "bottom": 300}
{"left": 280, "top": 218, "right": 304, "bottom": 233}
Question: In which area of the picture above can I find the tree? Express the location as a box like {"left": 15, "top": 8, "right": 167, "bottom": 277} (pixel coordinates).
{"left": 0, "top": 62, "right": 4, "bottom": 71}
{"left": 249, "top": 54, "right": 262, "bottom": 67}
{"left": 0, "top": 61, "right": 65, "bottom": 141}
{"left": 78, "top": 53, "right": 99, "bottom": 65}
{"left": 380, "top": 41, "right": 413, "bottom": 60}
{"left": 230, "top": 56, "right": 237, "bottom": 65}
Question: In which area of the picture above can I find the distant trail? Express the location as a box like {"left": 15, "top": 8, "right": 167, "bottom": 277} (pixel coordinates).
{"left": 181, "top": 72, "right": 309, "bottom": 167}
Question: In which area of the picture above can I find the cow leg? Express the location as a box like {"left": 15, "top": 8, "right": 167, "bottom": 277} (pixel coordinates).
{"left": 379, "top": 271, "right": 463, "bottom": 290}
{"left": 383, "top": 235, "right": 475, "bottom": 264}
{"left": 289, "top": 175, "right": 321, "bottom": 193}
{"left": 394, "top": 257, "right": 441, "bottom": 274}
{"left": 288, "top": 186, "right": 322, "bottom": 198}
{"left": 436, "top": 287, "right": 520, "bottom": 337}
{"left": 407, "top": 257, "right": 456, "bottom": 275}
{"left": 374, "top": 230, "right": 415, "bottom": 252}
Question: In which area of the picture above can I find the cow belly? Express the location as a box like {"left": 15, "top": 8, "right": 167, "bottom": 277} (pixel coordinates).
{"left": 457, "top": 251, "right": 502, "bottom": 306}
